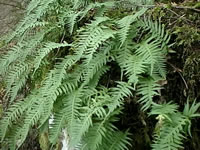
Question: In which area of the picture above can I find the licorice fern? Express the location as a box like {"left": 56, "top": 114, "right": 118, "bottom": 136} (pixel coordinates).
{"left": 0, "top": 0, "right": 199, "bottom": 150}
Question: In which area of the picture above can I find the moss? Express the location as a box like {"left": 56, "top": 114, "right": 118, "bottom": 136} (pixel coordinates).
{"left": 39, "top": 132, "right": 49, "bottom": 150}
{"left": 183, "top": 52, "right": 200, "bottom": 99}
{"left": 173, "top": 25, "right": 200, "bottom": 47}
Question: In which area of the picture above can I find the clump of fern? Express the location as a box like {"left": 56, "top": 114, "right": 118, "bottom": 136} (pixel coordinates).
{"left": 0, "top": 0, "right": 199, "bottom": 150}
{"left": 150, "top": 100, "right": 200, "bottom": 150}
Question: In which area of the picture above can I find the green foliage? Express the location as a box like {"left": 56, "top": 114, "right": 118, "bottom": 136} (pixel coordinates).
{"left": 150, "top": 101, "right": 200, "bottom": 150}
{"left": 0, "top": 0, "right": 199, "bottom": 150}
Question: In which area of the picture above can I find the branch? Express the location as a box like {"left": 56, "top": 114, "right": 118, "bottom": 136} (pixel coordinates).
{"left": 172, "top": 5, "right": 200, "bottom": 13}
{"left": 132, "top": 3, "right": 200, "bottom": 13}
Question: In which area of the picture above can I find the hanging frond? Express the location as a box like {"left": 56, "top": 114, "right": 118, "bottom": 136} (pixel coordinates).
{"left": 49, "top": 108, "right": 66, "bottom": 144}
{"left": 74, "top": 17, "right": 115, "bottom": 63}
{"left": 0, "top": 93, "right": 37, "bottom": 141}
{"left": 137, "top": 77, "right": 161, "bottom": 111}
{"left": 82, "top": 50, "right": 109, "bottom": 85}
{"left": 7, "top": 0, "right": 56, "bottom": 42}
{"left": 99, "top": 130, "right": 132, "bottom": 150}
{"left": 33, "top": 42, "right": 71, "bottom": 72}
{"left": 117, "top": 8, "right": 147, "bottom": 46}
{"left": 109, "top": 82, "right": 134, "bottom": 112}
{"left": 141, "top": 17, "right": 171, "bottom": 50}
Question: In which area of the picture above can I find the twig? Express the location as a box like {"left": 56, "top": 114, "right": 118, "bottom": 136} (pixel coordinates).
{"left": 128, "top": 3, "right": 200, "bottom": 13}
{"left": 173, "top": 5, "right": 200, "bottom": 13}
{"left": 166, "top": 8, "right": 193, "bottom": 24}
{"left": 167, "top": 62, "right": 188, "bottom": 89}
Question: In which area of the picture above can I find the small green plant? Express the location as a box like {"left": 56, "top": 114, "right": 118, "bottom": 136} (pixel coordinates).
{"left": 0, "top": 0, "right": 199, "bottom": 150}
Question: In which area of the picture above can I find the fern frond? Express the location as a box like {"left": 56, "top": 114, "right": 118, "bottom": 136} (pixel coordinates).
{"left": 115, "top": 40, "right": 132, "bottom": 72}
{"left": 0, "top": 44, "right": 24, "bottom": 75}
{"left": 49, "top": 88, "right": 83, "bottom": 145}
{"left": 153, "top": 55, "right": 167, "bottom": 78}
{"left": 5, "top": 62, "right": 30, "bottom": 102}
{"left": 68, "top": 92, "right": 109, "bottom": 147}
{"left": 124, "top": 55, "right": 147, "bottom": 87}
{"left": 38, "top": 97, "right": 54, "bottom": 127}
{"left": 138, "top": 18, "right": 170, "bottom": 78}
{"left": 7, "top": 101, "right": 44, "bottom": 149}
{"left": 87, "top": 66, "right": 110, "bottom": 89}
{"left": 135, "top": 38, "right": 163, "bottom": 76}
{"left": 33, "top": 42, "right": 71, "bottom": 72}
{"left": 6, "top": 124, "right": 28, "bottom": 150}
{"left": 84, "top": 122, "right": 106, "bottom": 150}
{"left": 7, "top": 0, "right": 56, "bottom": 41}
{"left": 64, "top": 89, "right": 83, "bottom": 132}
{"left": 109, "top": 82, "right": 134, "bottom": 112}
{"left": 116, "top": 8, "right": 147, "bottom": 46}
{"left": 9, "top": 72, "right": 29, "bottom": 102}
{"left": 99, "top": 130, "right": 131, "bottom": 150}
{"left": 75, "top": 18, "right": 114, "bottom": 63}
{"left": 49, "top": 108, "right": 66, "bottom": 144}
{"left": 39, "top": 54, "right": 80, "bottom": 97}
{"left": 5, "top": 63, "right": 29, "bottom": 90}
{"left": 141, "top": 17, "right": 171, "bottom": 50}
{"left": 64, "top": 1, "right": 113, "bottom": 34}
{"left": 0, "top": 93, "right": 36, "bottom": 141}
{"left": 137, "top": 77, "right": 161, "bottom": 111}
{"left": 82, "top": 50, "right": 109, "bottom": 85}
{"left": 55, "top": 79, "right": 78, "bottom": 96}
{"left": 66, "top": 10, "right": 83, "bottom": 34}
{"left": 150, "top": 102, "right": 179, "bottom": 116}
{"left": 150, "top": 101, "right": 200, "bottom": 150}
{"left": 83, "top": 110, "right": 120, "bottom": 150}
{"left": 152, "top": 114, "right": 189, "bottom": 150}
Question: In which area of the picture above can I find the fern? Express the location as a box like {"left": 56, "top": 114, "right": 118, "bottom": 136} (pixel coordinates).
{"left": 109, "top": 82, "right": 134, "bottom": 112}
{"left": 117, "top": 8, "right": 147, "bottom": 46}
{"left": 135, "top": 38, "right": 163, "bottom": 76}
{"left": 49, "top": 108, "right": 66, "bottom": 144}
{"left": 152, "top": 114, "right": 188, "bottom": 150}
{"left": 5, "top": 62, "right": 30, "bottom": 102}
{"left": 99, "top": 130, "right": 132, "bottom": 150}
{"left": 137, "top": 77, "right": 161, "bottom": 111}
{"left": 68, "top": 93, "right": 108, "bottom": 147}
{"left": 7, "top": 0, "right": 56, "bottom": 42}
{"left": 1, "top": 0, "right": 190, "bottom": 150}
{"left": 33, "top": 42, "right": 71, "bottom": 72}
{"left": 141, "top": 17, "right": 171, "bottom": 50}
{"left": 150, "top": 101, "right": 200, "bottom": 150}
{"left": 82, "top": 49, "right": 110, "bottom": 85}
